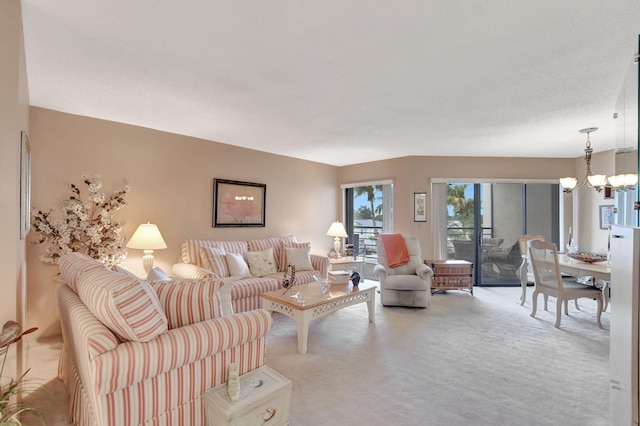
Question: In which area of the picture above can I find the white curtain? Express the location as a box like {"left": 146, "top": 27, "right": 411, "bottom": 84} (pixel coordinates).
{"left": 430, "top": 182, "right": 448, "bottom": 260}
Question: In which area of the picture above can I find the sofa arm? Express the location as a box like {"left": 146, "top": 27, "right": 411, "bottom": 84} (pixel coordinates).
{"left": 373, "top": 264, "right": 389, "bottom": 279}
{"left": 92, "top": 309, "right": 273, "bottom": 394}
{"left": 311, "top": 254, "right": 329, "bottom": 279}
{"left": 416, "top": 263, "right": 434, "bottom": 281}
{"left": 172, "top": 262, "right": 217, "bottom": 279}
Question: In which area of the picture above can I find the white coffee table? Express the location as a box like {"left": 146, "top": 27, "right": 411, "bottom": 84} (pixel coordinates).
{"left": 260, "top": 282, "right": 376, "bottom": 354}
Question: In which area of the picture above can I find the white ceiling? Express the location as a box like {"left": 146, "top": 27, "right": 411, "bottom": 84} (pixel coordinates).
{"left": 20, "top": 1, "right": 640, "bottom": 166}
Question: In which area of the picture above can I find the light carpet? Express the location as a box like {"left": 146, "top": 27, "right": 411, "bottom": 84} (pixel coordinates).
{"left": 22, "top": 285, "right": 610, "bottom": 425}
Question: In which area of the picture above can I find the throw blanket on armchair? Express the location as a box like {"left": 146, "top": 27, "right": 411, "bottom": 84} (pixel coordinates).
{"left": 380, "top": 234, "right": 410, "bottom": 267}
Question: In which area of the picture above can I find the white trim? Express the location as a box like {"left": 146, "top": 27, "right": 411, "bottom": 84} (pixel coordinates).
{"left": 341, "top": 179, "right": 394, "bottom": 189}
{"left": 430, "top": 177, "right": 559, "bottom": 184}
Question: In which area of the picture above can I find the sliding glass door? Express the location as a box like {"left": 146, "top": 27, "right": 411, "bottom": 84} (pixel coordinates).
{"left": 447, "top": 182, "right": 559, "bottom": 286}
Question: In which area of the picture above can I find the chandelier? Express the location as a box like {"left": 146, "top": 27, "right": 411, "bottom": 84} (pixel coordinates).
{"left": 559, "top": 127, "right": 608, "bottom": 193}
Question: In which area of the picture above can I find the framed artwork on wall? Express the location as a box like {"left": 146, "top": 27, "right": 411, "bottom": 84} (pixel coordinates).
{"left": 603, "top": 186, "right": 614, "bottom": 200}
{"left": 213, "top": 179, "right": 266, "bottom": 227}
{"left": 414, "top": 192, "right": 427, "bottom": 222}
{"left": 599, "top": 204, "right": 615, "bottom": 230}
{"left": 20, "top": 131, "right": 31, "bottom": 240}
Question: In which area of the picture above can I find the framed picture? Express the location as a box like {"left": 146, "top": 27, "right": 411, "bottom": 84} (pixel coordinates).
{"left": 599, "top": 204, "right": 615, "bottom": 230}
{"left": 213, "top": 179, "right": 266, "bottom": 227}
{"left": 20, "top": 131, "right": 31, "bottom": 240}
{"left": 414, "top": 192, "right": 427, "bottom": 222}
{"left": 603, "top": 185, "right": 614, "bottom": 200}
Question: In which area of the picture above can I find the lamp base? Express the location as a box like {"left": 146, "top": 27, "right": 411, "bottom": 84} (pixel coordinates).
{"left": 333, "top": 237, "right": 342, "bottom": 257}
{"left": 142, "top": 250, "right": 155, "bottom": 276}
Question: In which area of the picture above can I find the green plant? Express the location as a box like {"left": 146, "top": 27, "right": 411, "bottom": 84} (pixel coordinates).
{"left": 0, "top": 321, "right": 39, "bottom": 425}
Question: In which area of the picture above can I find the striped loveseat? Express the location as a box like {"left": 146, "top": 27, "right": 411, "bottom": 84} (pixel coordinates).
{"left": 172, "top": 236, "right": 329, "bottom": 313}
{"left": 57, "top": 252, "right": 273, "bottom": 426}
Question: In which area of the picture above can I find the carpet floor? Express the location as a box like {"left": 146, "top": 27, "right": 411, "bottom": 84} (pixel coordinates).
{"left": 22, "top": 284, "right": 610, "bottom": 425}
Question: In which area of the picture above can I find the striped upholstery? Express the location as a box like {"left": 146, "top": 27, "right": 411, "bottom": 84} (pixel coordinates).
{"left": 56, "top": 257, "right": 273, "bottom": 426}
{"left": 174, "top": 237, "right": 329, "bottom": 313}
{"left": 149, "top": 278, "right": 223, "bottom": 329}
{"left": 248, "top": 235, "right": 296, "bottom": 272}
{"left": 72, "top": 266, "right": 169, "bottom": 342}
{"left": 199, "top": 246, "right": 229, "bottom": 278}
{"left": 171, "top": 263, "right": 215, "bottom": 279}
{"left": 59, "top": 253, "right": 108, "bottom": 293}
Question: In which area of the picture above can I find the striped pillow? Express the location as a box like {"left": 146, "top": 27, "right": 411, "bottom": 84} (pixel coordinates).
{"left": 75, "top": 267, "right": 168, "bottom": 342}
{"left": 200, "top": 246, "right": 229, "bottom": 278}
{"left": 59, "top": 252, "right": 108, "bottom": 293}
{"left": 149, "top": 278, "right": 223, "bottom": 329}
{"left": 280, "top": 241, "right": 311, "bottom": 271}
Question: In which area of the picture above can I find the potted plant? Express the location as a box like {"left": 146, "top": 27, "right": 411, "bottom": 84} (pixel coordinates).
{"left": 0, "top": 321, "right": 39, "bottom": 424}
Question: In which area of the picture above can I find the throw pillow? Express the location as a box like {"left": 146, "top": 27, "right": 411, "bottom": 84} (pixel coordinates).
{"left": 112, "top": 264, "right": 138, "bottom": 278}
{"left": 74, "top": 267, "right": 168, "bottom": 342}
{"left": 279, "top": 241, "right": 310, "bottom": 271}
{"left": 246, "top": 247, "right": 277, "bottom": 277}
{"left": 149, "top": 277, "right": 223, "bottom": 329}
{"left": 146, "top": 266, "right": 170, "bottom": 281}
{"left": 285, "top": 246, "right": 314, "bottom": 271}
{"left": 226, "top": 253, "right": 251, "bottom": 278}
{"left": 200, "top": 246, "right": 230, "bottom": 278}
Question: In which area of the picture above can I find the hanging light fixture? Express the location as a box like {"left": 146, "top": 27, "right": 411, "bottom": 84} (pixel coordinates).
{"left": 559, "top": 127, "right": 608, "bottom": 193}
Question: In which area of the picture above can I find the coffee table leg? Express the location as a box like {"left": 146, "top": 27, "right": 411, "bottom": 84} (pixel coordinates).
{"left": 366, "top": 289, "right": 375, "bottom": 323}
{"left": 294, "top": 310, "right": 309, "bottom": 354}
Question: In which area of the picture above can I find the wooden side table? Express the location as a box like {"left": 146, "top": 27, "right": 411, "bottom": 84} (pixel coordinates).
{"left": 329, "top": 257, "right": 364, "bottom": 276}
{"left": 425, "top": 259, "right": 473, "bottom": 295}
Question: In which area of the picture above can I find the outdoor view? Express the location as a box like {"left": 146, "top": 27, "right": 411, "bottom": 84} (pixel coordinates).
{"left": 352, "top": 185, "right": 384, "bottom": 258}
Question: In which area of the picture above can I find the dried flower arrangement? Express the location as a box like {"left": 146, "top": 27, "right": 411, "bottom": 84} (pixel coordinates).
{"left": 31, "top": 173, "right": 130, "bottom": 266}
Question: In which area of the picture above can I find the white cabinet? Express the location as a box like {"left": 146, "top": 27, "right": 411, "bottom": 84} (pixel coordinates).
{"left": 610, "top": 225, "right": 640, "bottom": 426}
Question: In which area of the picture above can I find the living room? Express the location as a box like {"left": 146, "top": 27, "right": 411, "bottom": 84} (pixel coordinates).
{"left": 2, "top": 1, "right": 639, "bottom": 424}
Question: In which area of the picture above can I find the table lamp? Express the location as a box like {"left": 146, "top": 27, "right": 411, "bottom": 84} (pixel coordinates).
{"left": 326, "top": 221, "right": 348, "bottom": 257}
{"left": 126, "top": 223, "right": 167, "bottom": 275}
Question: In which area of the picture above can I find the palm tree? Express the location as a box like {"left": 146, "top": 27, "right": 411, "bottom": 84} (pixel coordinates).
{"left": 355, "top": 185, "right": 382, "bottom": 233}
{"left": 447, "top": 184, "right": 474, "bottom": 239}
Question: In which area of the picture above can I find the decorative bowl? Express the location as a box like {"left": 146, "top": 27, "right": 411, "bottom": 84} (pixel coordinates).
{"left": 566, "top": 252, "right": 608, "bottom": 263}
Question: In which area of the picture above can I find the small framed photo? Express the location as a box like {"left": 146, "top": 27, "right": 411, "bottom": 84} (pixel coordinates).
{"left": 599, "top": 204, "right": 615, "bottom": 230}
{"left": 213, "top": 179, "right": 266, "bottom": 227}
{"left": 603, "top": 186, "right": 614, "bottom": 200}
{"left": 414, "top": 192, "right": 427, "bottom": 222}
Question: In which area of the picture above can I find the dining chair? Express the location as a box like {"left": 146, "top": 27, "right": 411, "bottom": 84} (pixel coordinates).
{"left": 517, "top": 234, "right": 544, "bottom": 306}
{"left": 528, "top": 239, "right": 603, "bottom": 329}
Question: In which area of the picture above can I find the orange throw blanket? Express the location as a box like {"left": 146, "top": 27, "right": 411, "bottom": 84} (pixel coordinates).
{"left": 380, "top": 234, "right": 410, "bottom": 267}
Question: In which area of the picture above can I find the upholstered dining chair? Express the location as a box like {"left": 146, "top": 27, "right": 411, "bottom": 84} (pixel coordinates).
{"left": 528, "top": 239, "right": 604, "bottom": 329}
{"left": 517, "top": 234, "right": 544, "bottom": 306}
{"left": 374, "top": 235, "right": 433, "bottom": 308}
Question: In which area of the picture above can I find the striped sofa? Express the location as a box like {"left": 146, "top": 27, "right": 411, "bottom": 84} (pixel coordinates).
{"left": 172, "top": 236, "right": 329, "bottom": 313}
{"left": 57, "top": 252, "right": 273, "bottom": 426}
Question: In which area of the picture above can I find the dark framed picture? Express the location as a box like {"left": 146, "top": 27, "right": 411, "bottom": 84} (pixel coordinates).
{"left": 20, "top": 131, "right": 31, "bottom": 240}
{"left": 213, "top": 179, "right": 266, "bottom": 227}
{"left": 414, "top": 192, "right": 427, "bottom": 222}
{"left": 603, "top": 185, "right": 614, "bottom": 200}
{"left": 599, "top": 204, "right": 615, "bottom": 230}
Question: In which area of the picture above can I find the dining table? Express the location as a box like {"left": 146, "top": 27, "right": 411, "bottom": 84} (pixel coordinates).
{"left": 557, "top": 255, "right": 611, "bottom": 311}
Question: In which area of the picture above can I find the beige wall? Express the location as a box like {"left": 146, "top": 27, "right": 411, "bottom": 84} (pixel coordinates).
{"left": 339, "top": 155, "right": 578, "bottom": 260}
{"left": 0, "top": 0, "right": 29, "bottom": 379}
{"left": 27, "top": 108, "right": 340, "bottom": 337}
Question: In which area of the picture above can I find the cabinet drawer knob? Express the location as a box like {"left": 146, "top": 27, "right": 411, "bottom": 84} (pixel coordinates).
{"left": 262, "top": 407, "right": 276, "bottom": 422}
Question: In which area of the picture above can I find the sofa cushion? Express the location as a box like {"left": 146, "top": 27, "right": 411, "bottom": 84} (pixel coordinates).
{"left": 285, "top": 246, "right": 314, "bottom": 271}
{"left": 59, "top": 252, "right": 108, "bottom": 293}
{"left": 200, "top": 246, "right": 230, "bottom": 278}
{"left": 246, "top": 247, "right": 277, "bottom": 277}
{"left": 226, "top": 253, "right": 251, "bottom": 278}
{"left": 73, "top": 265, "right": 168, "bottom": 342}
{"left": 149, "top": 277, "right": 223, "bottom": 328}
{"left": 280, "top": 241, "right": 310, "bottom": 271}
{"left": 181, "top": 239, "right": 219, "bottom": 266}
{"left": 248, "top": 235, "right": 296, "bottom": 272}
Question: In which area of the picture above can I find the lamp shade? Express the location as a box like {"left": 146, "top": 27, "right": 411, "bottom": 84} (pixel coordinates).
{"left": 126, "top": 223, "right": 167, "bottom": 250}
{"left": 326, "top": 221, "right": 348, "bottom": 238}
